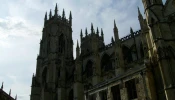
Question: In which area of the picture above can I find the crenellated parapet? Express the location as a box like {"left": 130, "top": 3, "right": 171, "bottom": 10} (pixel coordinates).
{"left": 80, "top": 27, "right": 104, "bottom": 43}
{"left": 44, "top": 4, "right": 72, "bottom": 28}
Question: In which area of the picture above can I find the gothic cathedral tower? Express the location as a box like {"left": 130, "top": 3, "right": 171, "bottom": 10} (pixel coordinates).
{"left": 30, "top": 4, "right": 74, "bottom": 100}
{"left": 141, "top": 0, "right": 175, "bottom": 99}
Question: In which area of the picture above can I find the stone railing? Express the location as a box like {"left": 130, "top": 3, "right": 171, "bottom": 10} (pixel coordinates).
{"left": 120, "top": 30, "right": 141, "bottom": 42}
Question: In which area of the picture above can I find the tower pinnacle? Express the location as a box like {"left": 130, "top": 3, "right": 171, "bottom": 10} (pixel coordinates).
{"left": 80, "top": 29, "right": 83, "bottom": 42}
{"left": 9, "top": 89, "right": 11, "bottom": 96}
{"left": 138, "top": 7, "right": 143, "bottom": 20}
{"left": 91, "top": 23, "right": 94, "bottom": 34}
{"left": 62, "top": 9, "right": 65, "bottom": 18}
{"left": 101, "top": 28, "right": 104, "bottom": 41}
{"left": 76, "top": 40, "right": 79, "bottom": 49}
{"left": 1, "top": 82, "right": 3, "bottom": 89}
{"left": 55, "top": 3, "right": 58, "bottom": 16}
{"left": 130, "top": 27, "right": 134, "bottom": 37}
{"left": 49, "top": 9, "right": 52, "bottom": 19}
{"left": 114, "top": 20, "right": 117, "bottom": 28}
{"left": 15, "top": 94, "right": 17, "bottom": 100}
{"left": 138, "top": 7, "right": 141, "bottom": 16}
{"left": 76, "top": 40, "right": 80, "bottom": 58}
{"left": 69, "top": 11, "right": 72, "bottom": 26}
{"left": 85, "top": 28, "right": 88, "bottom": 36}
{"left": 97, "top": 27, "right": 99, "bottom": 36}
{"left": 113, "top": 20, "right": 119, "bottom": 41}
{"left": 44, "top": 12, "right": 47, "bottom": 21}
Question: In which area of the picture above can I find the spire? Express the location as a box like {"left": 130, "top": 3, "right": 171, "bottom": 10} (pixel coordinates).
{"left": 49, "top": 9, "right": 52, "bottom": 19}
{"left": 54, "top": 3, "right": 58, "bottom": 16}
{"left": 69, "top": 11, "right": 72, "bottom": 26}
{"left": 138, "top": 7, "right": 141, "bottom": 16}
{"left": 9, "top": 89, "right": 11, "bottom": 96}
{"left": 44, "top": 12, "right": 47, "bottom": 21}
{"left": 138, "top": 7, "right": 143, "bottom": 20}
{"left": 85, "top": 28, "right": 88, "bottom": 36}
{"left": 1, "top": 82, "right": 3, "bottom": 90}
{"left": 91, "top": 23, "right": 94, "bottom": 34}
{"left": 97, "top": 27, "right": 99, "bottom": 36}
{"left": 114, "top": 20, "right": 117, "bottom": 28}
{"left": 62, "top": 9, "right": 65, "bottom": 18}
{"left": 113, "top": 20, "right": 119, "bottom": 41}
{"left": 130, "top": 27, "right": 134, "bottom": 37}
{"left": 15, "top": 94, "right": 17, "bottom": 100}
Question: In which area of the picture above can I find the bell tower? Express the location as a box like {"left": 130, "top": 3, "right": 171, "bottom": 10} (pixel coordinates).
{"left": 30, "top": 3, "right": 73, "bottom": 100}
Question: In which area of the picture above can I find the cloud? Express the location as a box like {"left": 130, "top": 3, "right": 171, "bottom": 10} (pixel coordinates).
{"left": 0, "top": 0, "right": 145, "bottom": 100}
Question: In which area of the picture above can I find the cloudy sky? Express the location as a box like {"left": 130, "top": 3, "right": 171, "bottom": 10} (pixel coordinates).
{"left": 0, "top": 0, "right": 166, "bottom": 100}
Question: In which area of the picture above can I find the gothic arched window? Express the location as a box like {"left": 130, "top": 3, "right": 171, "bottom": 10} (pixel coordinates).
{"left": 59, "top": 34, "right": 65, "bottom": 53}
{"left": 130, "top": 45, "right": 138, "bottom": 61}
{"left": 47, "top": 40, "right": 50, "bottom": 55}
{"left": 68, "top": 89, "right": 73, "bottom": 100}
{"left": 85, "top": 60, "right": 93, "bottom": 78}
{"left": 42, "top": 68, "right": 47, "bottom": 84}
{"left": 101, "top": 54, "right": 112, "bottom": 73}
{"left": 140, "top": 43, "right": 144, "bottom": 58}
{"left": 122, "top": 45, "right": 132, "bottom": 63}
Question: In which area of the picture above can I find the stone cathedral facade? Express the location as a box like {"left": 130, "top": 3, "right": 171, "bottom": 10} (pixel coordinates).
{"left": 30, "top": 0, "right": 175, "bottom": 100}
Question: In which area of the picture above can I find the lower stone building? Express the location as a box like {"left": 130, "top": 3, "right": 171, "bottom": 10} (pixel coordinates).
{"left": 0, "top": 82, "right": 17, "bottom": 100}
{"left": 30, "top": 0, "right": 175, "bottom": 100}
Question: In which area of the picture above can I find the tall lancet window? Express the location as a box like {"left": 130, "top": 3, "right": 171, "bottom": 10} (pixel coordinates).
{"left": 59, "top": 34, "right": 65, "bottom": 53}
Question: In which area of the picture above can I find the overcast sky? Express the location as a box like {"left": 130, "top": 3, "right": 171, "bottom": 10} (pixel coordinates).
{"left": 0, "top": 0, "right": 166, "bottom": 100}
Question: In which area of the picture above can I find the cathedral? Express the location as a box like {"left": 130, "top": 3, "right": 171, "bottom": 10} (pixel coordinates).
{"left": 30, "top": 0, "right": 175, "bottom": 100}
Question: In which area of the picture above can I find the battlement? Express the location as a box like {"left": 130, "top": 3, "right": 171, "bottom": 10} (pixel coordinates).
{"left": 44, "top": 14, "right": 71, "bottom": 27}
{"left": 43, "top": 3, "right": 72, "bottom": 27}
{"left": 80, "top": 25, "right": 104, "bottom": 44}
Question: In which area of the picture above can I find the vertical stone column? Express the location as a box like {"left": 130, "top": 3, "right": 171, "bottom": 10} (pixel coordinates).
{"left": 47, "top": 60, "right": 56, "bottom": 89}
{"left": 92, "top": 54, "right": 101, "bottom": 85}
{"left": 74, "top": 82, "right": 84, "bottom": 100}
{"left": 107, "top": 87, "right": 113, "bottom": 100}
{"left": 96, "top": 92, "right": 101, "bottom": 100}
{"left": 120, "top": 83, "right": 128, "bottom": 100}
{"left": 57, "top": 88, "right": 66, "bottom": 100}
{"left": 135, "top": 77, "right": 146, "bottom": 100}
